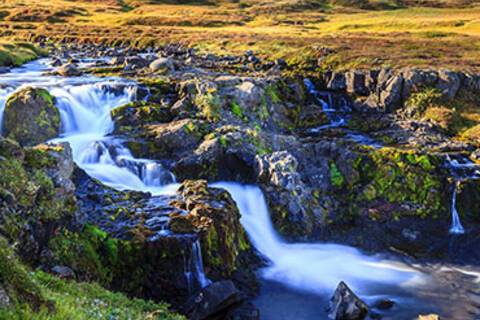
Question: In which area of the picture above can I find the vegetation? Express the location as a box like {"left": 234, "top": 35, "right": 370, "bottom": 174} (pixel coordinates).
{"left": 0, "top": 42, "right": 46, "bottom": 67}
{"left": 0, "top": 1, "right": 479, "bottom": 71}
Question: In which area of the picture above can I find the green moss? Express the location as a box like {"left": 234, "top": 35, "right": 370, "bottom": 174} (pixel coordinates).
{"left": 329, "top": 162, "right": 345, "bottom": 188}
{"left": 230, "top": 100, "right": 246, "bottom": 120}
{"left": 351, "top": 147, "right": 446, "bottom": 219}
{"left": 195, "top": 91, "right": 222, "bottom": 122}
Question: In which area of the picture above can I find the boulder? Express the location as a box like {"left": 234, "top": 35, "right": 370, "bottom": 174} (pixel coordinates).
{"left": 57, "top": 63, "right": 81, "bottom": 76}
{"left": 233, "top": 81, "right": 264, "bottom": 110}
{"left": 328, "top": 72, "right": 347, "bottom": 91}
{"left": 0, "top": 286, "right": 10, "bottom": 308}
{"left": 437, "top": 69, "right": 461, "bottom": 99}
{"left": 328, "top": 281, "right": 368, "bottom": 320}
{"left": 183, "top": 280, "right": 245, "bottom": 320}
{"left": 170, "top": 180, "right": 250, "bottom": 278}
{"left": 346, "top": 71, "right": 369, "bottom": 96}
{"left": 150, "top": 57, "right": 174, "bottom": 73}
{"left": 379, "top": 74, "right": 404, "bottom": 112}
{"left": 124, "top": 56, "right": 148, "bottom": 70}
{"left": 51, "top": 265, "right": 75, "bottom": 279}
{"left": 2, "top": 87, "right": 60, "bottom": 146}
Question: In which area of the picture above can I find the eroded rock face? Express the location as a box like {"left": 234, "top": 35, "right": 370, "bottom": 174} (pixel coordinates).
{"left": 2, "top": 87, "right": 60, "bottom": 146}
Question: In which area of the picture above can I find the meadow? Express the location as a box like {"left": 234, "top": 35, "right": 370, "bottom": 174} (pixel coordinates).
{"left": 0, "top": 0, "right": 479, "bottom": 71}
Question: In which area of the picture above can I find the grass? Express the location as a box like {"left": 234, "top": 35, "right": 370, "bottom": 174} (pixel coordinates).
{"left": 0, "top": 1, "right": 480, "bottom": 71}
{"left": 0, "top": 271, "right": 184, "bottom": 320}
{"left": 0, "top": 42, "right": 46, "bottom": 67}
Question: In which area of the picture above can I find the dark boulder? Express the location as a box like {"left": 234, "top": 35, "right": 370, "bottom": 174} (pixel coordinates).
{"left": 328, "top": 281, "right": 368, "bottom": 320}
{"left": 183, "top": 280, "right": 245, "bottom": 320}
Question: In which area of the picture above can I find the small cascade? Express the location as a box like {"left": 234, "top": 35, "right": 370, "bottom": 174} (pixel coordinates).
{"left": 450, "top": 181, "right": 465, "bottom": 234}
{"left": 303, "top": 78, "right": 348, "bottom": 132}
{"left": 445, "top": 155, "right": 480, "bottom": 234}
{"left": 184, "top": 239, "right": 211, "bottom": 294}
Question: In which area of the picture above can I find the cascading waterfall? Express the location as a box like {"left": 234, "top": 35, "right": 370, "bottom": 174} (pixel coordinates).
{"left": 303, "top": 78, "right": 347, "bottom": 132}
{"left": 213, "top": 182, "right": 421, "bottom": 295}
{"left": 1, "top": 58, "right": 423, "bottom": 304}
{"left": 450, "top": 181, "right": 465, "bottom": 234}
{"left": 445, "top": 155, "right": 480, "bottom": 235}
{"left": 184, "top": 239, "right": 212, "bottom": 294}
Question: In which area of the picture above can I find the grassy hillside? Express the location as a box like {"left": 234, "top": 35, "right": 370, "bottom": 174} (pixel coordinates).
{"left": 0, "top": 0, "right": 479, "bottom": 70}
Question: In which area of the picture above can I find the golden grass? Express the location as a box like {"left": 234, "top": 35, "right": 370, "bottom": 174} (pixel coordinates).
{"left": 1, "top": 0, "right": 480, "bottom": 71}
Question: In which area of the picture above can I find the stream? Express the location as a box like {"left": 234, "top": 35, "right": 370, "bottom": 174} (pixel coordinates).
{"left": 1, "top": 57, "right": 479, "bottom": 319}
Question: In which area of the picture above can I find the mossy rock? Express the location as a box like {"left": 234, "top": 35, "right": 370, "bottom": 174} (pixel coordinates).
{"left": 3, "top": 87, "right": 60, "bottom": 146}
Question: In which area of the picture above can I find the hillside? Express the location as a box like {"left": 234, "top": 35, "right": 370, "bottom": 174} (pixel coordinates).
{"left": 0, "top": 0, "right": 479, "bottom": 71}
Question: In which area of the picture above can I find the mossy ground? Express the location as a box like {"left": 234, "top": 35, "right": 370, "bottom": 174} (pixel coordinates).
{"left": 0, "top": 42, "right": 46, "bottom": 67}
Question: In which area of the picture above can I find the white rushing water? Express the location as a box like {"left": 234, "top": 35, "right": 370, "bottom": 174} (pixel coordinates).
{"left": 445, "top": 155, "right": 480, "bottom": 235}
{"left": 213, "top": 182, "right": 422, "bottom": 295}
{"left": 449, "top": 182, "right": 465, "bottom": 234}
{"left": 0, "top": 58, "right": 422, "bottom": 300}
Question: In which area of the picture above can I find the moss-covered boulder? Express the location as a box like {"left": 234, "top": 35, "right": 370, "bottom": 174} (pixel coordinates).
{"left": 2, "top": 87, "right": 60, "bottom": 146}
{"left": 170, "top": 180, "right": 250, "bottom": 279}
{"left": 0, "top": 138, "right": 77, "bottom": 263}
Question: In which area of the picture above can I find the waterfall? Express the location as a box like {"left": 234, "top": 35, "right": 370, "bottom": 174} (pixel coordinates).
{"left": 303, "top": 78, "right": 347, "bottom": 132}
{"left": 450, "top": 181, "right": 465, "bottom": 234}
{"left": 213, "top": 182, "right": 421, "bottom": 295}
{"left": 0, "top": 57, "right": 423, "bottom": 303}
{"left": 445, "top": 155, "right": 480, "bottom": 235}
{"left": 184, "top": 239, "right": 212, "bottom": 294}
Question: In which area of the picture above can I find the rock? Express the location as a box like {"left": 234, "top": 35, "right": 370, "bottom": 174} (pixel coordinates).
{"left": 2, "top": 87, "right": 60, "bottom": 146}
{"left": 150, "top": 57, "right": 175, "bottom": 73}
{"left": 379, "top": 74, "right": 404, "bottom": 112}
{"left": 233, "top": 81, "right": 264, "bottom": 110}
{"left": 0, "top": 286, "right": 10, "bottom": 308}
{"left": 171, "top": 180, "right": 250, "bottom": 278}
{"left": 51, "top": 265, "right": 75, "bottom": 279}
{"left": 57, "top": 63, "right": 82, "bottom": 76}
{"left": 328, "top": 281, "right": 369, "bottom": 320}
{"left": 418, "top": 315, "right": 439, "bottom": 320}
{"left": 111, "top": 56, "right": 125, "bottom": 65}
{"left": 437, "top": 69, "right": 461, "bottom": 99}
{"left": 183, "top": 280, "right": 245, "bottom": 320}
{"left": 346, "top": 71, "right": 369, "bottom": 96}
{"left": 328, "top": 72, "right": 347, "bottom": 91}
{"left": 50, "top": 58, "right": 62, "bottom": 67}
{"left": 124, "top": 56, "right": 148, "bottom": 70}
{"left": 373, "top": 298, "right": 395, "bottom": 310}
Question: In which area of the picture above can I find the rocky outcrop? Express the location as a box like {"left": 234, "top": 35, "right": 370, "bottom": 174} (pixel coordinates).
{"left": 319, "top": 68, "right": 480, "bottom": 113}
{"left": 2, "top": 87, "right": 60, "bottom": 146}
{"left": 170, "top": 180, "right": 250, "bottom": 279}
{"left": 53, "top": 175, "right": 253, "bottom": 307}
{"left": 328, "top": 281, "right": 368, "bottom": 320}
